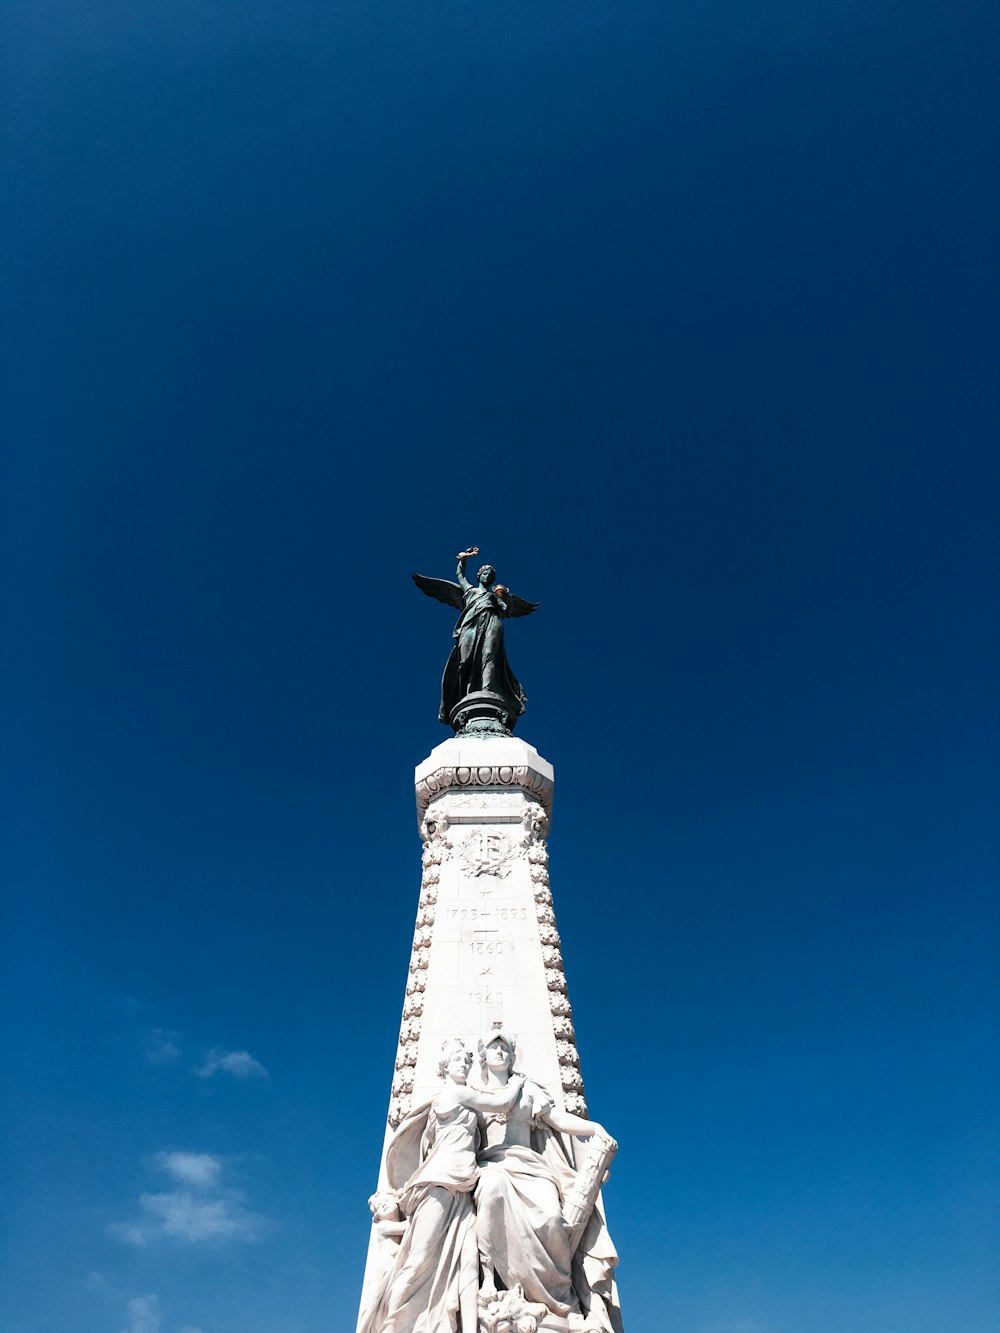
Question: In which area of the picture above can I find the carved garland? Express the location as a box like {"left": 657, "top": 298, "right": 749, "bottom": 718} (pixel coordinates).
{"left": 388, "top": 813, "right": 450, "bottom": 1127}
{"left": 525, "top": 811, "right": 588, "bottom": 1117}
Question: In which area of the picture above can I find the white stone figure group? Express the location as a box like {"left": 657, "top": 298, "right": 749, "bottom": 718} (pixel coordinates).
{"left": 359, "top": 1034, "right": 622, "bottom": 1333}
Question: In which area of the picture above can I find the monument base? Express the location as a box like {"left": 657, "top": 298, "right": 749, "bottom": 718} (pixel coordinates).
{"left": 449, "top": 690, "right": 519, "bottom": 737}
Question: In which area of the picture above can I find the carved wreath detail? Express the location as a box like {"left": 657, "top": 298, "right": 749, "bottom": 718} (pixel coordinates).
{"left": 458, "top": 829, "right": 516, "bottom": 878}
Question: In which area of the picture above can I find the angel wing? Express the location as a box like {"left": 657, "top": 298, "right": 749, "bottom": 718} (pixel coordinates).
{"left": 412, "top": 572, "right": 464, "bottom": 608}
{"left": 505, "top": 593, "right": 539, "bottom": 618}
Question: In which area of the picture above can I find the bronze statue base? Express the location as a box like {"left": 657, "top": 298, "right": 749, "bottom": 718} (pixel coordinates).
{"left": 448, "top": 691, "right": 517, "bottom": 738}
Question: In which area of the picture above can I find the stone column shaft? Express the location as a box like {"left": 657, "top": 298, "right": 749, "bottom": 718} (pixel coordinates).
{"left": 356, "top": 736, "right": 589, "bottom": 1327}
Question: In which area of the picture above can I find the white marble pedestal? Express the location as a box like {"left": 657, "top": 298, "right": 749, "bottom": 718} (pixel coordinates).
{"left": 356, "top": 736, "right": 594, "bottom": 1328}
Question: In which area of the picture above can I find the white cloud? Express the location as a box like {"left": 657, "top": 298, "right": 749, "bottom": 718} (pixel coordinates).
{"left": 143, "top": 1029, "right": 182, "bottom": 1065}
{"left": 177, "top": 1326, "right": 204, "bottom": 1333}
{"left": 136, "top": 1189, "right": 260, "bottom": 1243}
{"left": 156, "top": 1151, "right": 222, "bottom": 1189}
{"left": 111, "top": 1152, "right": 265, "bottom": 1247}
{"left": 196, "top": 1047, "right": 268, "bottom": 1080}
{"left": 120, "top": 1295, "right": 162, "bottom": 1333}
{"left": 112, "top": 1189, "right": 262, "bottom": 1246}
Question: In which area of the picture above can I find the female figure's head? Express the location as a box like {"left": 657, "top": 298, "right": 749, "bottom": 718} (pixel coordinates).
{"left": 477, "top": 564, "right": 496, "bottom": 588}
{"left": 437, "top": 1038, "right": 473, "bottom": 1082}
{"left": 478, "top": 1030, "right": 517, "bottom": 1081}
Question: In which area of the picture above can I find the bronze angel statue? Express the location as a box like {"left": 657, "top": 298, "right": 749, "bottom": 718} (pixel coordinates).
{"left": 413, "top": 547, "right": 539, "bottom": 736}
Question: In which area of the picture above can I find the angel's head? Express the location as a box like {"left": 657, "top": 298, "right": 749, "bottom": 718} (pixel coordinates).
{"left": 477, "top": 564, "right": 496, "bottom": 587}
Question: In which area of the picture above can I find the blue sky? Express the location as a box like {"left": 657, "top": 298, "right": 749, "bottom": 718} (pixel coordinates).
{"left": 3, "top": 1, "right": 998, "bottom": 1330}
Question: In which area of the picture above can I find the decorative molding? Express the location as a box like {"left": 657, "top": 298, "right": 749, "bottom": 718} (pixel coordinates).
{"left": 420, "top": 810, "right": 452, "bottom": 865}
{"left": 451, "top": 792, "right": 492, "bottom": 808}
{"left": 391, "top": 1067, "right": 415, "bottom": 1094}
{"left": 389, "top": 814, "right": 445, "bottom": 1126}
{"left": 415, "top": 762, "right": 553, "bottom": 823}
{"left": 519, "top": 821, "right": 588, "bottom": 1118}
{"left": 555, "top": 1041, "right": 579, "bottom": 1066}
{"left": 521, "top": 800, "right": 550, "bottom": 848}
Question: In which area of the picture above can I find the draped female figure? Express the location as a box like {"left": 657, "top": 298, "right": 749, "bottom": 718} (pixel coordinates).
{"left": 474, "top": 1032, "right": 623, "bottom": 1333}
{"left": 358, "top": 1040, "right": 524, "bottom": 1333}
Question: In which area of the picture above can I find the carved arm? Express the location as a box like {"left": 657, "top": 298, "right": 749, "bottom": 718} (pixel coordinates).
{"left": 452, "top": 1073, "right": 525, "bottom": 1115}
{"left": 543, "top": 1106, "right": 607, "bottom": 1138}
{"left": 456, "top": 551, "right": 475, "bottom": 590}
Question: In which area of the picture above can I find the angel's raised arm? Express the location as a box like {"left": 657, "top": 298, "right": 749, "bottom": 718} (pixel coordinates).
{"left": 455, "top": 546, "right": 478, "bottom": 590}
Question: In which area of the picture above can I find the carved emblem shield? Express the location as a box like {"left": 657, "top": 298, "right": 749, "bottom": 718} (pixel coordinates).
{"left": 458, "top": 830, "right": 515, "bottom": 878}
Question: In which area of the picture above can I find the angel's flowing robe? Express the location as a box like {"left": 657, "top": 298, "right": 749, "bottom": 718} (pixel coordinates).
{"left": 440, "top": 585, "right": 526, "bottom": 724}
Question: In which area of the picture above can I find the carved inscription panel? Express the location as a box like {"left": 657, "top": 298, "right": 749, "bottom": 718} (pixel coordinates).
{"left": 409, "top": 788, "right": 563, "bottom": 1099}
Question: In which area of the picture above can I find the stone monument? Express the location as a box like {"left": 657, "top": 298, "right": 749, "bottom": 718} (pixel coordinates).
{"left": 355, "top": 549, "right": 623, "bottom": 1333}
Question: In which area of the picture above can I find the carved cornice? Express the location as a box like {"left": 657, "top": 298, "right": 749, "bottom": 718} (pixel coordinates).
{"left": 415, "top": 761, "right": 553, "bottom": 823}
